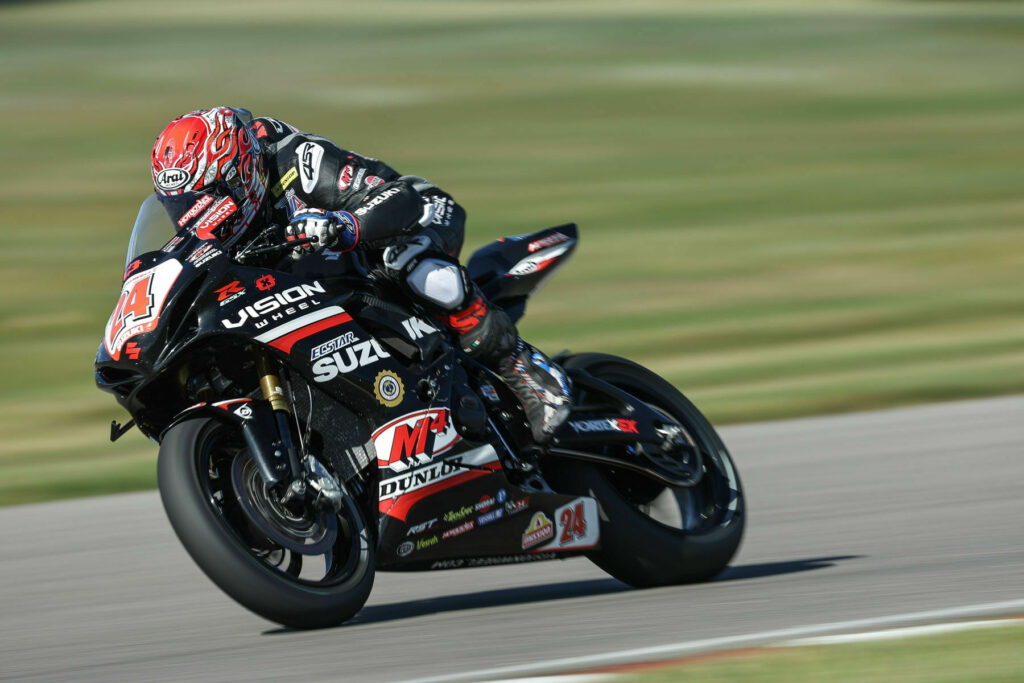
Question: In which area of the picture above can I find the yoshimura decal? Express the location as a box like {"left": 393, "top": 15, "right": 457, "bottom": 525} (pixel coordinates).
{"left": 297, "top": 142, "right": 324, "bottom": 193}
{"left": 104, "top": 259, "right": 184, "bottom": 360}
{"left": 568, "top": 418, "right": 639, "bottom": 434}
{"left": 311, "top": 339, "right": 392, "bottom": 382}
{"left": 372, "top": 409, "right": 460, "bottom": 472}
{"left": 156, "top": 168, "right": 190, "bottom": 191}
{"left": 507, "top": 243, "right": 572, "bottom": 277}
{"left": 310, "top": 331, "right": 357, "bottom": 361}
{"left": 375, "top": 370, "right": 405, "bottom": 407}
{"left": 221, "top": 281, "right": 326, "bottom": 329}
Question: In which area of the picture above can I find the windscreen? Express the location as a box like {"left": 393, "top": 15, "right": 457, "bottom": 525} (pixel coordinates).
{"left": 125, "top": 194, "right": 179, "bottom": 268}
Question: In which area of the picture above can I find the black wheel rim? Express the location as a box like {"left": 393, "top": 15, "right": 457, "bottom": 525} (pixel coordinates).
{"left": 577, "top": 372, "right": 741, "bottom": 535}
{"left": 194, "top": 422, "right": 366, "bottom": 588}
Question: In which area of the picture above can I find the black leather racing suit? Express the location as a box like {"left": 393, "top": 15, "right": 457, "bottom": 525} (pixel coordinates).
{"left": 247, "top": 117, "right": 571, "bottom": 442}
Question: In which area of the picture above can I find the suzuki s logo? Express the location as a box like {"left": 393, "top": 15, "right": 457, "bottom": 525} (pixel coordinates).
{"left": 156, "top": 168, "right": 190, "bottom": 191}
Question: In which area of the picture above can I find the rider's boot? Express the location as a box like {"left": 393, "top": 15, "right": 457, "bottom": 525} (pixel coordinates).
{"left": 382, "top": 239, "right": 571, "bottom": 443}
{"left": 446, "top": 290, "right": 571, "bottom": 443}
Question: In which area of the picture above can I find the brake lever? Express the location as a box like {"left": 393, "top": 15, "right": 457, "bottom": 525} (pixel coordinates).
{"left": 237, "top": 235, "right": 319, "bottom": 262}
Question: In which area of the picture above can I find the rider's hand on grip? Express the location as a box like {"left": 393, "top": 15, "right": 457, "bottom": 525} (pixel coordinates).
{"left": 286, "top": 209, "right": 357, "bottom": 258}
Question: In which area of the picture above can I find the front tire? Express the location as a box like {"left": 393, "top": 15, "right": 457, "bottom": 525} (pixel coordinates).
{"left": 556, "top": 353, "right": 745, "bottom": 587}
{"left": 158, "top": 418, "right": 375, "bottom": 629}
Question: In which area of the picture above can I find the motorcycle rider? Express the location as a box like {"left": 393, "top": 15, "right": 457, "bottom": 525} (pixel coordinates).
{"left": 150, "top": 106, "right": 570, "bottom": 443}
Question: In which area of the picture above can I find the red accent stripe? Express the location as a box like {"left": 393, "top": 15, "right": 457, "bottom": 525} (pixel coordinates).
{"left": 268, "top": 312, "right": 352, "bottom": 354}
{"left": 379, "top": 462, "right": 501, "bottom": 522}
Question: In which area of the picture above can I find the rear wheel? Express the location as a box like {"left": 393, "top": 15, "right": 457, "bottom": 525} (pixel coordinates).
{"left": 158, "top": 418, "right": 375, "bottom": 629}
{"left": 556, "top": 353, "right": 744, "bottom": 587}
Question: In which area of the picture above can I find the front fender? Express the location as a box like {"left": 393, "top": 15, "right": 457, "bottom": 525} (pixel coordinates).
{"left": 161, "top": 398, "right": 288, "bottom": 485}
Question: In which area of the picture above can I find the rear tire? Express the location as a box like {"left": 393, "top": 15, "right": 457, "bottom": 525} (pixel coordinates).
{"left": 158, "top": 418, "right": 375, "bottom": 629}
{"left": 556, "top": 353, "right": 745, "bottom": 587}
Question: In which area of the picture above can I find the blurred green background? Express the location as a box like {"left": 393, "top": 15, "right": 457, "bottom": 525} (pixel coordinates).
{"left": 2, "top": 0, "right": 1023, "bottom": 505}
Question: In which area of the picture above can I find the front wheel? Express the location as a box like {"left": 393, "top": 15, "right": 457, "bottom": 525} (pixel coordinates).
{"left": 555, "top": 353, "right": 745, "bottom": 587}
{"left": 158, "top": 418, "right": 375, "bottom": 629}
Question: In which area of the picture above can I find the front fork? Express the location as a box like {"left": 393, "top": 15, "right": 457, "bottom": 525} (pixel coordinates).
{"left": 254, "top": 353, "right": 343, "bottom": 512}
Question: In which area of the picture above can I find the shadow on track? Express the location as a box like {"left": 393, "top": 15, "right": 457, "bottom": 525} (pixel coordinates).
{"left": 263, "top": 556, "right": 860, "bottom": 633}
{"left": 716, "top": 555, "right": 863, "bottom": 582}
{"left": 263, "top": 577, "right": 629, "bottom": 633}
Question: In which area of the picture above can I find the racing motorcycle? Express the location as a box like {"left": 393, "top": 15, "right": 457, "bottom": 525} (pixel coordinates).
{"left": 95, "top": 195, "right": 745, "bottom": 629}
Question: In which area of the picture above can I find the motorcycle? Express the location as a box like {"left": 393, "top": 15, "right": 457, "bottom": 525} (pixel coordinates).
{"left": 95, "top": 194, "right": 745, "bottom": 629}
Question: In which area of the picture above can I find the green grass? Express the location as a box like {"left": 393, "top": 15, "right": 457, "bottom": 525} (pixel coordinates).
{"left": 2, "top": 1, "right": 1024, "bottom": 504}
{"left": 615, "top": 622, "right": 1024, "bottom": 682}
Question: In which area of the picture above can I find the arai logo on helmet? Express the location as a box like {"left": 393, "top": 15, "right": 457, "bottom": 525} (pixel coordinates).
{"left": 156, "top": 168, "right": 190, "bottom": 191}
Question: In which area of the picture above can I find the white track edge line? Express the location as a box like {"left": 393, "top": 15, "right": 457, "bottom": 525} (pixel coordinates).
{"left": 398, "top": 598, "right": 1024, "bottom": 683}
{"left": 778, "top": 617, "right": 1024, "bottom": 646}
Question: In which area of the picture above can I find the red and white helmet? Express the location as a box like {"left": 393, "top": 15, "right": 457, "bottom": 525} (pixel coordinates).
{"left": 151, "top": 107, "right": 267, "bottom": 244}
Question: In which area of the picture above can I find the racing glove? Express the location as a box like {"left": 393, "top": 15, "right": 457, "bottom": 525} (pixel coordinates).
{"left": 286, "top": 209, "right": 358, "bottom": 257}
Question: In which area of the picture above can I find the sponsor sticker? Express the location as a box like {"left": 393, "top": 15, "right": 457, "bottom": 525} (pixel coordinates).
{"left": 568, "top": 418, "right": 639, "bottom": 434}
{"left": 479, "top": 384, "right": 500, "bottom": 403}
{"left": 193, "top": 196, "right": 238, "bottom": 240}
{"left": 311, "top": 338, "right": 390, "bottom": 381}
{"left": 103, "top": 259, "right": 184, "bottom": 360}
{"left": 156, "top": 168, "right": 190, "bottom": 191}
{"left": 337, "top": 164, "right": 354, "bottom": 190}
{"left": 416, "top": 535, "right": 438, "bottom": 551}
{"left": 354, "top": 187, "right": 400, "bottom": 217}
{"left": 397, "top": 541, "right": 414, "bottom": 557}
{"left": 220, "top": 282, "right": 326, "bottom": 328}
{"left": 521, "top": 512, "right": 554, "bottom": 549}
{"left": 504, "top": 496, "right": 529, "bottom": 516}
{"left": 477, "top": 508, "right": 504, "bottom": 526}
{"left": 272, "top": 167, "right": 299, "bottom": 197}
{"left": 375, "top": 370, "right": 405, "bottom": 408}
{"left": 406, "top": 518, "right": 438, "bottom": 536}
{"left": 441, "top": 520, "right": 474, "bottom": 540}
{"left": 297, "top": 142, "right": 325, "bottom": 193}
{"left": 310, "top": 331, "right": 357, "bottom": 361}
{"left": 528, "top": 232, "right": 571, "bottom": 253}
{"left": 443, "top": 505, "right": 475, "bottom": 523}
{"left": 255, "top": 274, "right": 276, "bottom": 291}
{"left": 186, "top": 243, "right": 220, "bottom": 268}
{"left": 373, "top": 409, "right": 459, "bottom": 472}
{"left": 177, "top": 194, "right": 214, "bottom": 227}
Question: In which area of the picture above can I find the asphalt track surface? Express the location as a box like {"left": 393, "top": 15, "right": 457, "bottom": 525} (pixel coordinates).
{"left": 2, "top": 396, "right": 1022, "bottom": 682}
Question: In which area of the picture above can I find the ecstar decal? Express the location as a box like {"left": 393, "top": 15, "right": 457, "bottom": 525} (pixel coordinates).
{"left": 311, "top": 338, "right": 392, "bottom": 382}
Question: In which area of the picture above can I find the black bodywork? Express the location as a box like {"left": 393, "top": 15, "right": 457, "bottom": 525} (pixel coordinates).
{"left": 97, "top": 220, "right": 697, "bottom": 569}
